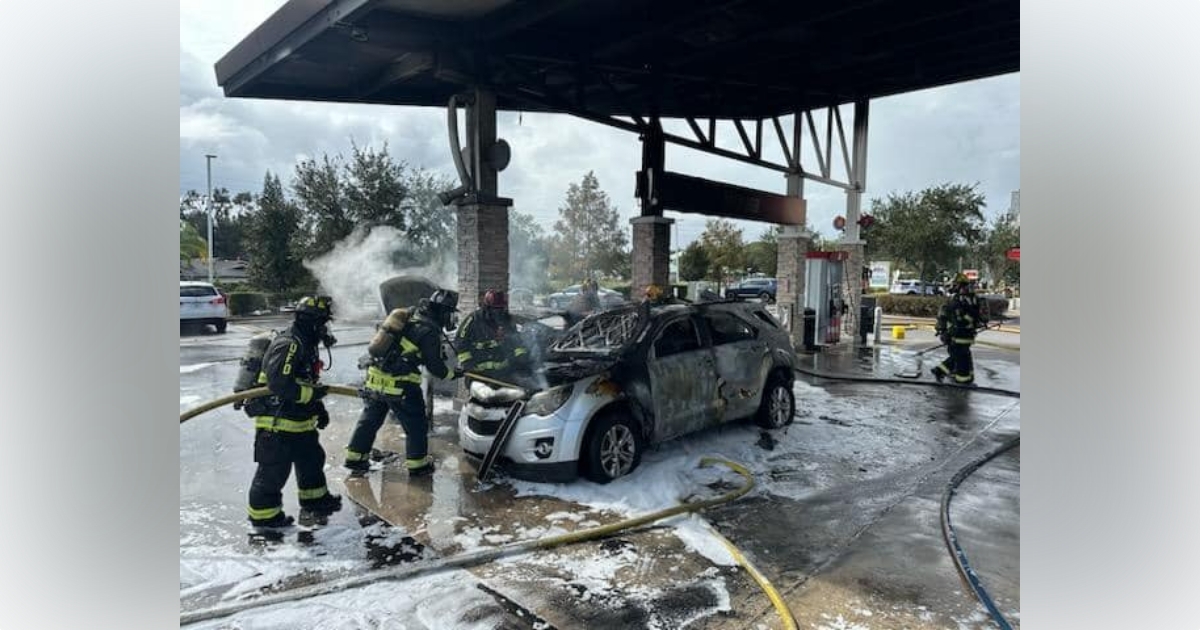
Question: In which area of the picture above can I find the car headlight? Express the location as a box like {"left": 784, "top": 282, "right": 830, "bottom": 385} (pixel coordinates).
{"left": 524, "top": 384, "right": 574, "bottom": 416}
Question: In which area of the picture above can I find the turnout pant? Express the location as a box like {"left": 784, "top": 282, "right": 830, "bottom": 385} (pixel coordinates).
{"left": 934, "top": 341, "right": 975, "bottom": 384}
{"left": 247, "top": 428, "right": 330, "bottom": 523}
{"left": 346, "top": 385, "right": 428, "bottom": 467}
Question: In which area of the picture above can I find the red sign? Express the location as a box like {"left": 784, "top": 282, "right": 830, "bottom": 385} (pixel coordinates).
{"left": 1006, "top": 247, "right": 1021, "bottom": 261}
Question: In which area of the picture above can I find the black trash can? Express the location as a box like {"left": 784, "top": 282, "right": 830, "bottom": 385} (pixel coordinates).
{"left": 859, "top": 296, "right": 877, "bottom": 344}
{"left": 802, "top": 308, "right": 817, "bottom": 352}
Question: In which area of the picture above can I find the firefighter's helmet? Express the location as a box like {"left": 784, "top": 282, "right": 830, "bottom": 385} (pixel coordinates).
{"left": 483, "top": 289, "right": 508, "bottom": 310}
{"left": 644, "top": 284, "right": 663, "bottom": 301}
{"left": 428, "top": 289, "right": 460, "bottom": 312}
{"left": 295, "top": 295, "right": 334, "bottom": 321}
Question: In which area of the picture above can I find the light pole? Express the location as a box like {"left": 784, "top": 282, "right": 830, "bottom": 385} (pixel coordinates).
{"left": 205, "top": 154, "right": 217, "bottom": 283}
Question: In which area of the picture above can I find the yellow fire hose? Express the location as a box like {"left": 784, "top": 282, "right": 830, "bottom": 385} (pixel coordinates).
{"left": 179, "top": 456, "right": 797, "bottom": 628}
{"left": 179, "top": 384, "right": 361, "bottom": 424}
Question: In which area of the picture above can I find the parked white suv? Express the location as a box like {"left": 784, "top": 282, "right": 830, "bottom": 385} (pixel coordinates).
{"left": 180, "top": 281, "right": 229, "bottom": 333}
{"left": 889, "top": 279, "right": 940, "bottom": 296}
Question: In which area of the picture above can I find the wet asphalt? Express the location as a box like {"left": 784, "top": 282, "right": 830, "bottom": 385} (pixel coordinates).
{"left": 180, "top": 316, "right": 1020, "bottom": 629}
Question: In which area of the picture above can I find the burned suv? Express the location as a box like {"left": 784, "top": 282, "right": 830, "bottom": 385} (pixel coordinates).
{"left": 458, "top": 300, "right": 798, "bottom": 483}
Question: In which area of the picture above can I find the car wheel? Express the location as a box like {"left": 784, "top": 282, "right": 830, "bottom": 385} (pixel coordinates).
{"left": 756, "top": 372, "right": 795, "bottom": 429}
{"left": 215, "top": 319, "right": 227, "bottom": 334}
{"left": 758, "top": 291, "right": 772, "bottom": 303}
{"left": 582, "top": 412, "right": 643, "bottom": 483}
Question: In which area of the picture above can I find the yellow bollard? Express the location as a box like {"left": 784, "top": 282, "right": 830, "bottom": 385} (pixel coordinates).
{"left": 892, "top": 325, "right": 906, "bottom": 340}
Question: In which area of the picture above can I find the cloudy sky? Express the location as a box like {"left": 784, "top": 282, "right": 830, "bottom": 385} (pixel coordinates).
{"left": 180, "top": 0, "right": 1019, "bottom": 248}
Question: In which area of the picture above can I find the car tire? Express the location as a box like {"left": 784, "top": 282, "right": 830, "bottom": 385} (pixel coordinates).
{"left": 214, "top": 319, "right": 227, "bottom": 334}
{"left": 581, "top": 411, "right": 644, "bottom": 484}
{"left": 756, "top": 372, "right": 795, "bottom": 429}
{"left": 758, "top": 291, "right": 772, "bottom": 303}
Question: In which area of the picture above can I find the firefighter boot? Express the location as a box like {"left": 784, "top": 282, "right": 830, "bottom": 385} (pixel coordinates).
{"left": 930, "top": 366, "right": 946, "bottom": 383}
{"left": 344, "top": 459, "right": 371, "bottom": 476}
{"left": 300, "top": 492, "right": 343, "bottom": 517}
{"left": 249, "top": 512, "right": 295, "bottom": 530}
{"left": 407, "top": 456, "right": 435, "bottom": 478}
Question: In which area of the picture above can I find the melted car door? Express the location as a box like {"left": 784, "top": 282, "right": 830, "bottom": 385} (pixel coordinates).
{"left": 648, "top": 315, "right": 718, "bottom": 441}
{"left": 703, "top": 312, "right": 770, "bottom": 421}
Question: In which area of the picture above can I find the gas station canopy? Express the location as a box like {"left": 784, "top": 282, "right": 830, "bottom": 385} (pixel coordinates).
{"left": 215, "top": 0, "right": 1019, "bottom": 120}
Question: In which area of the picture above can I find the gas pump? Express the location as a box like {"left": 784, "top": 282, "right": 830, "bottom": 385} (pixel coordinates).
{"left": 805, "top": 251, "right": 849, "bottom": 347}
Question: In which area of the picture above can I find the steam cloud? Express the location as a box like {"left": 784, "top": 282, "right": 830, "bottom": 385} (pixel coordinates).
{"left": 304, "top": 225, "right": 458, "bottom": 323}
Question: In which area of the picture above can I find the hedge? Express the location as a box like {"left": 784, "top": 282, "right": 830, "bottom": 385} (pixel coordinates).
{"left": 876, "top": 294, "right": 1010, "bottom": 319}
{"left": 876, "top": 294, "right": 943, "bottom": 318}
{"left": 227, "top": 292, "right": 270, "bottom": 316}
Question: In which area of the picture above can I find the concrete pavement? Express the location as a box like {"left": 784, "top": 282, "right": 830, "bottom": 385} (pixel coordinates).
{"left": 180, "top": 319, "right": 1019, "bottom": 629}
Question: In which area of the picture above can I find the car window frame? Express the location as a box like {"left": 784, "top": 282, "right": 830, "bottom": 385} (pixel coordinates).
{"left": 651, "top": 315, "right": 705, "bottom": 359}
{"left": 702, "top": 312, "right": 758, "bottom": 346}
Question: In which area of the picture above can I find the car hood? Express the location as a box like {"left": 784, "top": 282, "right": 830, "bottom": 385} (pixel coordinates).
{"left": 541, "top": 354, "right": 621, "bottom": 387}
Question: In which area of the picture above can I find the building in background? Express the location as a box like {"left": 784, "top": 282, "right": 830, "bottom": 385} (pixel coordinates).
{"left": 1008, "top": 190, "right": 1020, "bottom": 226}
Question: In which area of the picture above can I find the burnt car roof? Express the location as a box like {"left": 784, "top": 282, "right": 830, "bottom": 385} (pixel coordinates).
{"left": 548, "top": 299, "right": 773, "bottom": 355}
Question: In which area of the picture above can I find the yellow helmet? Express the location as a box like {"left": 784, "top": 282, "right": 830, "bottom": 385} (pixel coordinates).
{"left": 644, "top": 284, "right": 663, "bottom": 300}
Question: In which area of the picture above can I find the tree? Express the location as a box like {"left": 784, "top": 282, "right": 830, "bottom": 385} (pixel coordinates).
{"left": 865, "top": 183, "right": 986, "bottom": 284}
{"left": 698, "top": 218, "right": 745, "bottom": 289}
{"left": 399, "top": 167, "right": 458, "bottom": 260}
{"left": 678, "top": 241, "right": 710, "bottom": 281}
{"left": 982, "top": 212, "right": 1020, "bottom": 287}
{"left": 547, "top": 172, "right": 630, "bottom": 280}
{"left": 744, "top": 226, "right": 782, "bottom": 276}
{"left": 180, "top": 188, "right": 254, "bottom": 260}
{"left": 343, "top": 142, "right": 409, "bottom": 229}
{"left": 509, "top": 210, "right": 551, "bottom": 291}
{"left": 245, "top": 172, "right": 309, "bottom": 292}
{"left": 180, "top": 220, "right": 207, "bottom": 267}
{"left": 293, "top": 154, "right": 353, "bottom": 257}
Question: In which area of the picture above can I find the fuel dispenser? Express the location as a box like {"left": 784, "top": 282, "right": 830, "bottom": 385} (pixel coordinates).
{"left": 805, "top": 251, "right": 848, "bottom": 347}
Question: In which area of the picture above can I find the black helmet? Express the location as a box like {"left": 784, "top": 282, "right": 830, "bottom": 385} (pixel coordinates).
{"left": 428, "top": 289, "right": 459, "bottom": 313}
{"left": 295, "top": 295, "right": 334, "bottom": 322}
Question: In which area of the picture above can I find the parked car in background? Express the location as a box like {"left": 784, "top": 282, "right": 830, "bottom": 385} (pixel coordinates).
{"left": 724, "top": 277, "right": 777, "bottom": 302}
{"left": 180, "top": 281, "right": 229, "bottom": 333}
{"left": 889, "top": 279, "right": 941, "bottom": 296}
{"left": 459, "top": 300, "right": 797, "bottom": 483}
{"left": 546, "top": 284, "right": 626, "bottom": 310}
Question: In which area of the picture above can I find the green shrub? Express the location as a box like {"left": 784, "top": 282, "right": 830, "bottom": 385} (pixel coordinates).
{"left": 877, "top": 294, "right": 943, "bottom": 318}
{"left": 228, "top": 292, "right": 270, "bottom": 316}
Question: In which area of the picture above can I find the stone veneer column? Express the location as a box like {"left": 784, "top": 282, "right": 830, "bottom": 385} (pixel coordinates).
{"left": 837, "top": 240, "right": 865, "bottom": 340}
{"left": 776, "top": 227, "right": 813, "bottom": 346}
{"left": 456, "top": 203, "right": 509, "bottom": 316}
{"left": 630, "top": 216, "right": 673, "bottom": 299}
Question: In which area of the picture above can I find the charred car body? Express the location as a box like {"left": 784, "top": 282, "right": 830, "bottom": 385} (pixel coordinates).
{"left": 458, "top": 300, "right": 798, "bottom": 483}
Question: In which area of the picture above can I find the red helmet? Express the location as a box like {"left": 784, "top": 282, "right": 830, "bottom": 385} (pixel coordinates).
{"left": 483, "top": 289, "right": 508, "bottom": 309}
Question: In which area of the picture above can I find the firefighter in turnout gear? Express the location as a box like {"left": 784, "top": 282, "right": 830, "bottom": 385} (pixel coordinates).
{"left": 345, "top": 289, "right": 464, "bottom": 476}
{"left": 455, "top": 289, "right": 531, "bottom": 381}
{"left": 246, "top": 296, "right": 342, "bottom": 530}
{"left": 932, "top": 274, "right": 988, "bottom": 385}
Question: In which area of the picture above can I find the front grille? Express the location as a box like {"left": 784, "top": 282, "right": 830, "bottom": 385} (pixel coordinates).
{"left": 468, "top": 416, "right": 500, "bottom": 436}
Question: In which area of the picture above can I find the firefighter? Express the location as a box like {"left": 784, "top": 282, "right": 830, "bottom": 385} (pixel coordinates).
{"left": 932, "top": 274, "right": 988, "bottom": 385}
{"left": 345, "top": 289, "right": 464, "bottom": 477}
{"left": 455, "top": 289, "right": 531, "bottom": 381}
{"left": 246, "top": 295, "right": 341, "bottom": 530}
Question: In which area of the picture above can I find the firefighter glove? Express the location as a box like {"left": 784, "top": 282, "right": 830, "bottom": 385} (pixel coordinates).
{"left": 311, "top": 384, "right": 329, "bottom": 400}
{"left": 453, "top": 366, "right": 465, "bottom": 380}
{"left": 322, "top": 332, "right": 338, "bottom": 348}
{"left": 316, "top": 405, "right": 330, "bottom": 430}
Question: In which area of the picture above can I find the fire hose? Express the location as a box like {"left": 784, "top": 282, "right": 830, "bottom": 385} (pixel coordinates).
{"left": 179, "top": 457, "right": 797, "bottom": 629}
